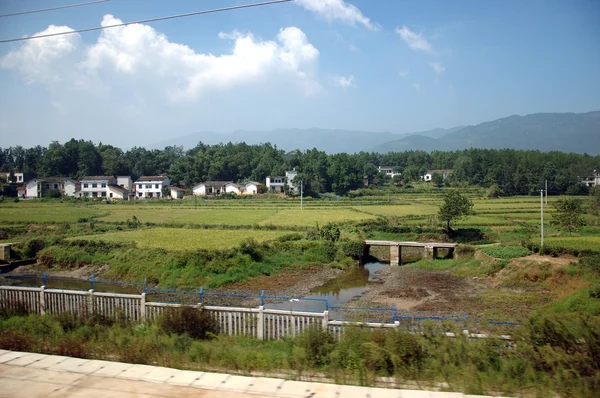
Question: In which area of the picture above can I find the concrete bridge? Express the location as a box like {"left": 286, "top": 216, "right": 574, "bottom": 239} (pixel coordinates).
{"left": 364, "top": 240, "right": 457, "bottom": 265}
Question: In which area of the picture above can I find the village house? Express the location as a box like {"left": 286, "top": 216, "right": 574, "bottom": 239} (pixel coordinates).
{"left": 193, "top": 181, "right": 230, "bottom": 196}
{"left": 134, "top": 176, "right": 170, "bottom": 199}
{"left": 25, "top": 177, "right": 79, "bottom": 198}
{"left": 107, "top": 184, "right": 130, "bottom": 200}
{"left": 0, "top": 171, "right": 24, "bottom": 184}
{"left": 225, "top": 182, "right": 244, "bottom": 195}
{"left": 266, "top": 169, "right": 299, "bottom": 194}
{"left": 243, "top": 181, "right": 263, "bottom": 195}
{"left": 79, "top": 176, "right": 115, "bottom": 199}
{"left": 423, "top": 169, "right": 453, "bottom": 182}
{"left": 16, "top": 186, "right": 26, "bottom": 199}
{"left": 116, "top": 176, "right": 133, "bottom": 191}
{"left": 378, "top": 166, "right": 400, "bottom": 179}
{"left": 170, "top": 187, "right": 185, "bottom": 199}
{"left": 582, "top": 170, "right": 600, "bottom": 188}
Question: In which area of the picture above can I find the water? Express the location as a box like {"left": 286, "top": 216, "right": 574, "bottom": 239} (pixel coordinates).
{"left": 265, "top": 262, "right": 388, "bottom": 314}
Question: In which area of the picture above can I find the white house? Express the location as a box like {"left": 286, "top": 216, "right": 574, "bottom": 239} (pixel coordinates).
{"left": 116, "top": 176, "right": 132, "bottom": 191}
{"left": 170, "top": 187, "right": 185, "bottom": 199}
{"left": 25, "top": 177, "right": 79, "bottom": 198}
{"left": 378, "top": 166, "right": 400, "bottom": 179}
{"left": 225, "top": 182, "right": 243, "bottom": 195}
{"left": 134, "top": 176, "right": 170, "bottom": 199}
{"left": 193, "top": 181, "right": 230, "bottom": 196}
{"left": 0, "top": 172, "right": 24, "bottom": 184}
{"left": 266, "top": 169, "right": 299, "bottom": 194}
{"left": 582, "top": 170, "right": 600, "bottom": 188}
{"left": 17, "top": 186, "right": 26, "bottom": 198}
{"left": 423, "top": 169, "right": 453, "bottom": 182}
{"left": 243, "top": 181, "right": 263, "bottom": 195}
{"left": 107, "top": 184, "right": 130, "bottom": 200}
{"left": 80, "top": 176, "right": 115, "bottom": 198}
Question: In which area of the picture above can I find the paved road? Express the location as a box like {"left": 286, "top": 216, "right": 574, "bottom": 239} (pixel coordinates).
{"left": 0, "top": 350, "right": 504, "bottom": 398}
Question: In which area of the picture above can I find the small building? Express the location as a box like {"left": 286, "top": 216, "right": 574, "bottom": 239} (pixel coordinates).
{"left": 134, "top": 176, "right": 170, "bottom": 199}
{"left": 582, "top": 170, "right": 600, "bottom": 188}
{"left": 193, "top": 181, "right": 230, "bottom": 196}
{"left": 170, "top": 187, "right": 185, "bottom": 199}
{"left": 266, "top": 169, "right": 299, "bottom": 194}
{"left": 16, "top": 186, "right": 26, "bottom": 198}
{"left": 0, "top": 171, "right": 24, "bottom": 184}
{"left": 107, "top": 184, "right": 130, "bottom": 200}
{"left": 423, "top": 169, "right": 453, "bottom": 182}
{"left": 25, "top": 177, "right": 79, "bottom": 198}
{"left": 80, "top": 176, "right": 115, "bottom": 199}
{"left": 116, "top": 176, "right": 133, "bottom": 191}
{"left": 378, "top": 166, "right": 400, "bottom": 179}
{"left": 225, "top": 182, "right": 244, "bottom": 195}
{"left": 244, "top": 181, "right": 263, "bottom": 195}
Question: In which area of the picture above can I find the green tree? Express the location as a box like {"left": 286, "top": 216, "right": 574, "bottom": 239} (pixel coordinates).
{"left": 431, "top": 173, "right": 444, "bottom": 188}
{"left": 553, "top": 198, "right": 586, "bottom": 236}
{"left": 438, "top": 190, "right": 473, "bottom": 231}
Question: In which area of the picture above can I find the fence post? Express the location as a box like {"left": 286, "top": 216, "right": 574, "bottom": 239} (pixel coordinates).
{"left": 260, "top": 290, "right": 265, "bottom": 307}
{"left": 43, "top": 272, "right": 47, "bottom": 287}
{"left": 199, "top": 287, "right": 203, "bottom": 304}
{"left": 39, "top": 285, "right": 46, "bottom": 315}
{"left": 257, "top": 305, "right": 265, "bottom": 340}
{"left": 322, "top": 310, "right": 329, "bottom": 331}
{"left": 90, "top": 274, "right": 95, "bottom": 290}
{"left": 325, "top": 293, "right": 329, "bottom": 311}
{"left": 87, "top": 289, "right": 94, "bottom": 316}
{"left": 140, "top": 292, "right": 146, "bottom": 321}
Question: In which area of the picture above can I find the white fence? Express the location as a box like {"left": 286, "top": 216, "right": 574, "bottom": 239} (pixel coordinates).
{"left": 0, "top": 286, "right": 510, "bottom": 341}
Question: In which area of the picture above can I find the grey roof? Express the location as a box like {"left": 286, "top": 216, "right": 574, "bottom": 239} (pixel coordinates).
{"left": 108, "top": 184, "right": 130, "bottom": 194}
{"left": 245, "top": 181, "right": 263, "bottom": 186}
{"left": 81, "top": 176, "right": 115, "bottom": 181}
{"left": 170, "top": 187, "right": 186, "bottom": 191}
{"left": 136, "top": 175, "right": 169, "bottom": 182}
{"left": 195, "top": 181, "right": 231, "bottom": 188}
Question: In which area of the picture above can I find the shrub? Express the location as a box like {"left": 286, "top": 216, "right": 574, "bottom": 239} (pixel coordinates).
{"left": 579, "top": 255, "right": 600, "bottom": 274}
{"left": 320, "top": 223, "right": 341, "bottom": 242}
{"left": 276, "top": 233, "right": 303, "bottom": 242}
{"left": 339, "top": 240, "right": 366, "bottom": 259}
{"left": 159, "top": 306, "right": 218, "bottom": 340}
{"left": 296, "top": 325, "right": 335, "bottom": 367}
{"left": 455, "top": 244, "right": 476, "bottom": 258}
{"left": 20, "top": 238, "right": 46, "bottom": 258}
{"left": 482, "top": 246, "right": 531, "bottom": 259}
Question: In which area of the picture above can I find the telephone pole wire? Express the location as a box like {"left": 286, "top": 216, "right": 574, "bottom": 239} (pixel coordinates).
{"left": 0, "top": 0, "right": 109, "bottom": 18}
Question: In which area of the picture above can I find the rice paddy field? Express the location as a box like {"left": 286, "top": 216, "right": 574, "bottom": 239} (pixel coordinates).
{"left": 68, "top": 228, "right": 289, "bottom": 251}
{"left": 0, "top": 193, "right": 596, "bottom": 252}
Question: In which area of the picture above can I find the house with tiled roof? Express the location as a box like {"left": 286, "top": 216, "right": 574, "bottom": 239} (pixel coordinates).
{"left": 134, "top": 176, "right": 170, "bottom": 199}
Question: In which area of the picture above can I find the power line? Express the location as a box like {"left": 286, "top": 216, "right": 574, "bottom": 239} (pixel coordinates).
{"left": 0, "top": 0, "right": 293, "bottom": 44}
{"left": 0, "top": 0, "right": 110, "bottom": 18}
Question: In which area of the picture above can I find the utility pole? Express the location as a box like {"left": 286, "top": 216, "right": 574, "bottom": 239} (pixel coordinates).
{"left": 540, "top": 189, "right": 544, "bottom": 249}
{"left": 300, "top": 181, "right": 303, "bottom": 210}
{"left": 545, "top": 180, "right": 548, "bottom": 205}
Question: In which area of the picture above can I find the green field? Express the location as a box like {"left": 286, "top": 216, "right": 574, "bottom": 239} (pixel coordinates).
{"left": 545, "top": 236, "right": 600, "bottom": 251}
{"left": 0, "top": 204, "right": 103, "bottom": 223}
{"left": 70, "top": 228, "right": 288, "bottom": 251}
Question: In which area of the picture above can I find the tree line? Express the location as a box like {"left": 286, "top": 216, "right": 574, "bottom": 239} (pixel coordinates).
{"left": 1, "top": 139, "right": 599, "bottom": 196}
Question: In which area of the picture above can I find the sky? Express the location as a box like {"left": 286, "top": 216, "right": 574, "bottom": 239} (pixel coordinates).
{"left": 0, "top": 0, "right": 599, "bottom": 148}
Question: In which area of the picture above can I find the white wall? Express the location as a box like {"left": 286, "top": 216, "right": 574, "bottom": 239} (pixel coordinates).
{"left": 244, "top": 183, "right": 260, "bottom": 195}
{"left": 193, "top": 185, "right": 206, "bottom": 196}
{"left": 26, "top": 180, "right": 39, "bottom": 198}
{"left": 225, "top": 184, "right": 241, "bottom": 194}
{"left": 117, "top": 176, "right": 132, "bottom": 191}
{"left": 63, "top": 181, "right": 77, "bottom": 197}
{"left": 134, "top": 178, "right": 170, "bottom": 198}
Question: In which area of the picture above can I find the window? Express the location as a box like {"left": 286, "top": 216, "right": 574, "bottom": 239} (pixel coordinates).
{"left": 110, "top": 193, "right": 113, "bottom": 198}
{"left": 83, "top": 192, "right": 89, "bottom": 197}
{"left": 83, "top": 183, "right": 88, "bottom": 188}
{"left": 92, "top": 183, "right": 97, "bottom": 188}
{"left": 54, "top": 184, "right": 58, "bottom": 189}
{"left": 100, "top": 192, "right": 106, "bottom": 197}
{"left": 138, "top": 192, "right": 142, "bottom": 197}
{"left": 101, "top": 183, "right": 106, "bottom": 188}
{"left": 155, "top": 184, "right": 159, "bottom": 189}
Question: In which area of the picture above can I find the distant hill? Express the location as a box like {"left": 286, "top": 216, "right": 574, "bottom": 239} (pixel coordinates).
{"left": 151, "top": 128, "right": 403, "bottom": 154}
{"left": 150, "top": 126, "right": 462, "bottom": 154}
{"left": 372, "top": 111, "right": 600, "bottom": 154}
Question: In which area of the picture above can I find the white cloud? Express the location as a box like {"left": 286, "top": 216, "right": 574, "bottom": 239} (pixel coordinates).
{"left": 2, "top": 15, "right": 322, "bottom": 100}
{"left": 413, "top": 83, "right": 420, "bottom": 91}
{"left": 331, "top": 74, "right": 355, "bottom": 88}
{"left": 395, "top": 26, "right": 434, "bottom": 54}
{"left": 296, "top": 0, "right": 378, "bottom": 31}
{"left": 430, "top": 62, "right": 445, "bottom": 75}
{"left": 398, "top": 70, "right": 409, "bottom": 78}
{"left": 0, "top": 25, "right": 81, "bottom": 84}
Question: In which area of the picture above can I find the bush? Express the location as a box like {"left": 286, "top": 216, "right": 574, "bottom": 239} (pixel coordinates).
{"left": 159, "top": 306, "right": 219, "bottom": 340}
{"left": 339, "top": 240, "right": 366, "bottom": 259}
{"left": 579, "top": 255, "right": 600, "bottom": 274}
{"left": 481, "top": 246, "right": 531, "bottom": 259}
{"left": 276, "top": 233, "right": 303, "bottom": 242}
{"left": 21, "top": 238, "right": 46, "bottom": 258}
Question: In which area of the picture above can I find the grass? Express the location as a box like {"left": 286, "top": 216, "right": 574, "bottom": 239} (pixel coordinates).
{"left": 545, "top": 236, "right": 600, "bottom": 251}
{"left": 481, "top": 246, "right": 531, "bottom": 259}
{"left": 70, "top": 228, "right": 289, "bottom": 251}
{"left": 0, "top": 204, "right": 102, "bottom": 223}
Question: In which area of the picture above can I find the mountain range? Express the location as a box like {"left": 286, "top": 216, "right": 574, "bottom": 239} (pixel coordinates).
{"left": 151, "top": 111, "right": 600, "bottom": 155}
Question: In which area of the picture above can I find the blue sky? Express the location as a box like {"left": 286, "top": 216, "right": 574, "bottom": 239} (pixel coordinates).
{"left": 0, "top": 0, "right": 599, "bottom": 148}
